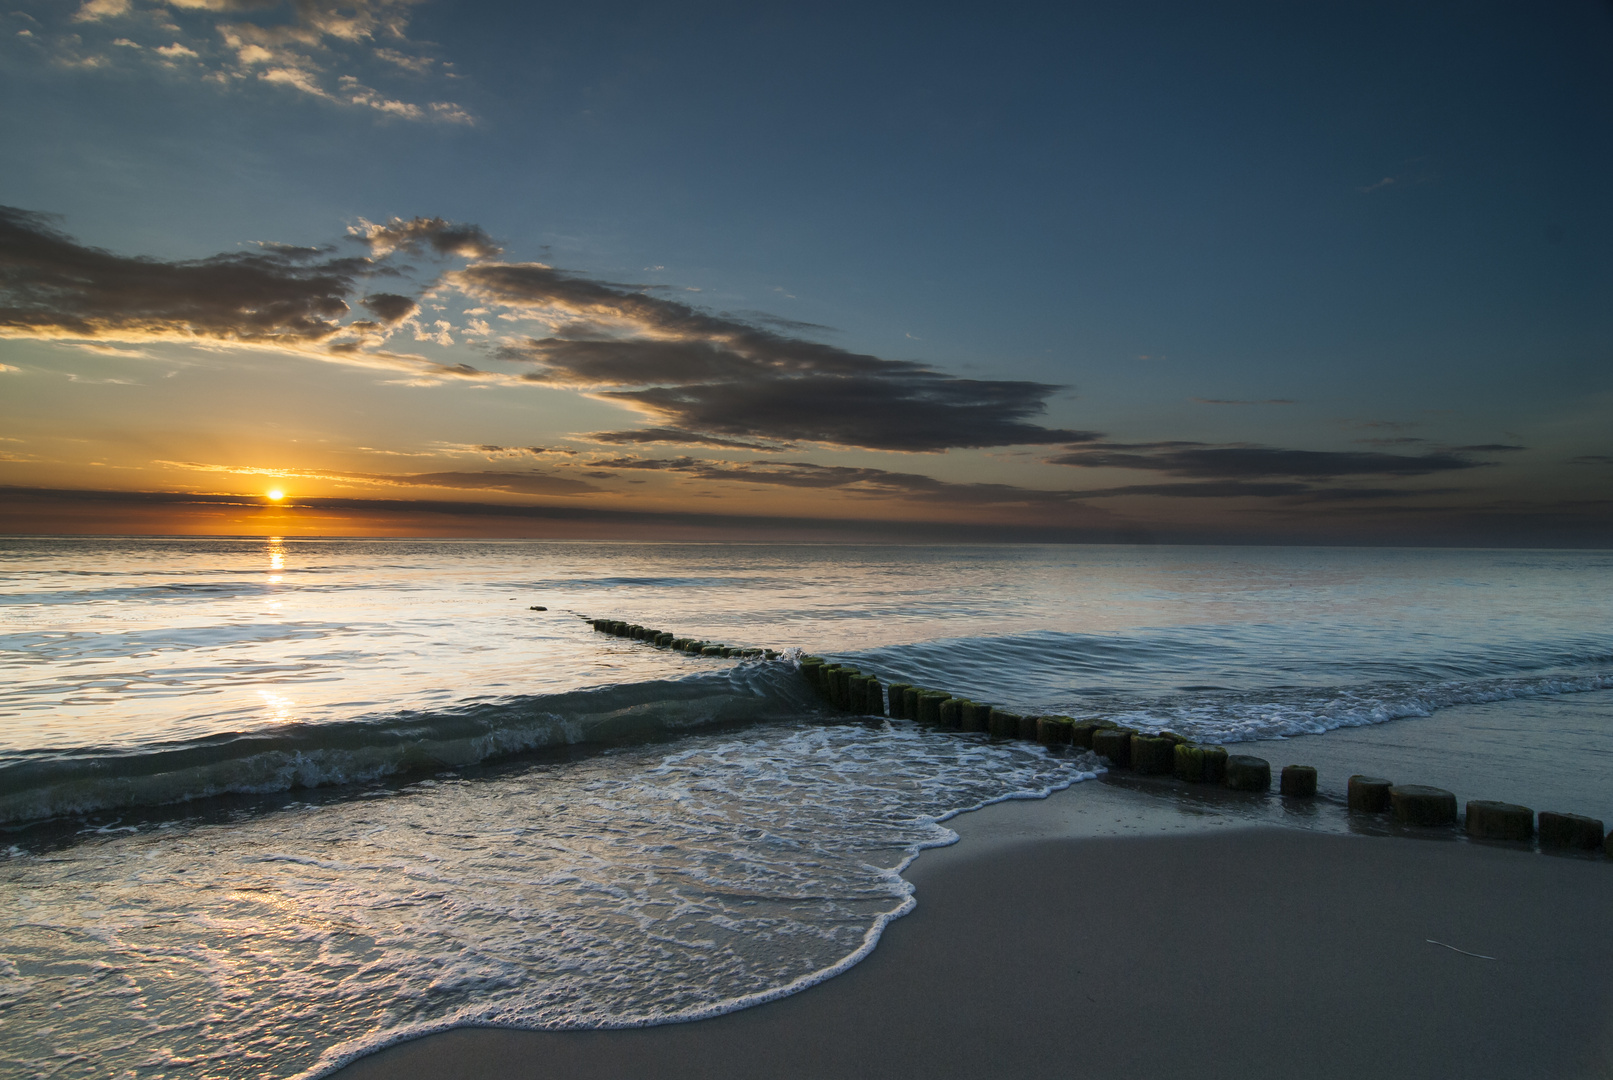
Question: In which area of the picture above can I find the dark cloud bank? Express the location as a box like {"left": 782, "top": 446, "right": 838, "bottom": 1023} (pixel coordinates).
{"left": 460, "top": 262, "right": 1095, "bottom": 453}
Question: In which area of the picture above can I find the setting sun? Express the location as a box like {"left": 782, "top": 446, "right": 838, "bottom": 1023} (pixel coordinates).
{"left": 267, "top": 489, "right": 284, "bottom": 501}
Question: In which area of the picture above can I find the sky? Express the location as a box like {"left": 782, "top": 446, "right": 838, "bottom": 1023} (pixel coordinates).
{"left": 1, "top": 0, "right": 1609, "bottom": 544}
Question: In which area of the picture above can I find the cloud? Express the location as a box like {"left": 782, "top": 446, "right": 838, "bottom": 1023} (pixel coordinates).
{"left": 1190, "top": 397, "right": 1296, "bottom": 405}
{"left": 155, "top": 458, "right": 602, "bottom": 496}
{"left": 0, "top": 205, "right": 367, "bottom": 348}
{"left": 1046, "top": 441, "right": 1485, "bottom": 479}
{"left": 53, "top": 0, "right": 472, "bottom": 124}
{"left": 451, "top": 262, "right": 1095, "bottom": 453}
{"left": 354, "top": 216, "right": 502, "bottom": 258}
{"left": 588, "top": 454, "right": 1087, "bottom": 506}
{"left": 0, "top": 204, "right": 507, "bottom": 388}
{"left": 1451, "top": 444, "right": 1526, "bottom": 453}
{"left": 585, "top": 427, "right": 796, "bottom": 451}
{"left": 1570, "top": 455, "right": 1613, "bottom": 465}
{"left": 362, "top": 292, "right": 419, "bottom": 324}
{"left": 1060, "top": 480, "right": 1456, "bottom": 501}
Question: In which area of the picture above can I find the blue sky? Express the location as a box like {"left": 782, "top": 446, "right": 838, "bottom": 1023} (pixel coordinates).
{"left": 1, "top": 0, "right": 1609, "bottom": 542}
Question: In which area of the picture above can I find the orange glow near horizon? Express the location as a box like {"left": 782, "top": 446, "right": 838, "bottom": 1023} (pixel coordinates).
{"left": 267, "top": 489, "right": 285, "bottom": 501}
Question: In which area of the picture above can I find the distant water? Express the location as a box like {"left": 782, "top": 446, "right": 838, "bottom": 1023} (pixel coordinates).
{"left": 2, "top": 538, "right": 1610, "bottom": 1078}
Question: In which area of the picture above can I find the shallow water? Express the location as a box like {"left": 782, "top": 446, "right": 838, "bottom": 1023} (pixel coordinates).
{"left": 1, "top": 538, "right": 1610, "bottom": 1077}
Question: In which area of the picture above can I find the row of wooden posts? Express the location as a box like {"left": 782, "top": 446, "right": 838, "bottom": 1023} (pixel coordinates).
{"left": 578, "top": 618, "right": 1610, "bottom": 857}
{"left": 587, "top": 617, "right": 779, "bottom": 660}
{"left": 797, "top": 654, "right": 1613, "bottom": 857}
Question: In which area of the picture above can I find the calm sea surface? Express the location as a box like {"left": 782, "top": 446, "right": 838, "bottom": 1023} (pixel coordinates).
{"left": 2, "top": 539, "right": 1610, "bottom": 1077}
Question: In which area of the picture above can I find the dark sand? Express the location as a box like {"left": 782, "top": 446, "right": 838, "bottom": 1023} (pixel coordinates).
{"left": 332, "top": 783, "right": 1613, "bottom": 1080}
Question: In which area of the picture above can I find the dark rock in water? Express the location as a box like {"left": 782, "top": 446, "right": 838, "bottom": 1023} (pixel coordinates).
{"left": 1347, "top": 775, "right": 1393, "bottom": 813}
{"left": 1466, "top": 800, "right": 1534, "bottom": 842}
{"left": 1280, "top": 765, "right": 1318, "bottom": 798}
{"left": 886, "top": 683, "right": 912, "bottom": 719}
{"left": 1538, "top": 811, "right": 1605, "bottom": 850}
{"left": 987, "top": 708, "right": 1019, "bottom": 738}
{"left": 1037, "top": 716, "right": 1074, "bottom": 746}
{"left": 938, "top": 698, "right": 963, "bottom": 729}
{"left": 1130, "top": 735, "right": 1175, "bottom": 775}
{"left": 529, "top": 605, "right": 547, "bottom": 611}
{"left": 1091, "top": 727, "right": 1132, "bottom": 768}
{"left": 1224, "top": 755, "right": 1271, "bottom": 792}
{"left": 960, "top": 701, "right": 990, "bottom": 732}
{"left": 1389, "top": 785, "right": 1457, "bottom": 826}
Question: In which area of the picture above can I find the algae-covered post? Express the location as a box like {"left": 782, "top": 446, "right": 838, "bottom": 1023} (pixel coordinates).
{"left": 1224, "top": 755, "right": 1271, "bottom": 793}
{"left": 1538, "top": 811, "right": 1605, "bottom": 851}
{"left": 1347, "top": 775, "right": 1393, "bottom": 813}
{"left": 1466, "top": 801, "right": 1534, "bottom": 842}
{"left": 1280, "top": 765, "right": 1318, "bottom": 798}
{"left": 1388, "top": 785, "right": 1457, "bottom": 827}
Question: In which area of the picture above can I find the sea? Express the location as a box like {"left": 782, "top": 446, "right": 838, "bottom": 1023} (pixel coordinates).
{"left": 2, "top": 538, "right": 1610, "bottom": 1078}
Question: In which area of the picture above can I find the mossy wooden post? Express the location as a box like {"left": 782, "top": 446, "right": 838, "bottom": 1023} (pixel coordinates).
{"left": 830, "top": 667, "right": 852, "bottom": 710}
{"left": 855, "top": 675, "right": 878, "bottom": 714}
{"left": 842, "top": 673, "right": 863, "bottom": 713}
{"left": 960, "top": 701, "right": 990, "bottom": 732}
{"left": 1389, "top": 785, "right": 1457, "bottom": 826}
{"left": 1016, "top": 714, "right": 1040, "bottom": 740}
{"left": 988, "top": 708, "right": 1021, "bottom": 738}
{"left": 1068, "top": 720, "right": 1103, "bottom": 750}
{"left": 1037, "top": 716, "right": 1074, "bottom": 746}
{"left": 1347, "top": 775, "right": 1393, "bottom": 813}
{"left": 864, "top": 676, "right": 885, "bottom": 716}
{"left": 903, "top": 687, "right": 921, "bottom": 719}
{"left": 702, "top": 645, "right": 725, "bottom": 658}
{"left": 1280, "top": 765, "right": 1318, "bottom": 798}
{"left": 917, "top": 692, "right": 949, "bottom": 726}
{"left": 1130, "top": 735, "right": 1174, "bottom": 774}
{"left": 887, "top": 683, "right": 912, "bottom": 719}
{"left": 1091, "top": 727, "right": 1132, "bottom": 768}
{"left": 799, "top": 658, "right": 826, "bottom": 694}
{"left": 938, "top": 698, "right": 963, "bottom": 729}
{"left": 1224, "top": 755, "right": 1271, "bottom": 792}
{"left": 1538, "top": 811, "right": 1605, "bottom": 850}
{"left": 1201, "top": 746, "right": 1228, "bottom": 784}
{"left": 1173, "top": 744, "right": 1204, "bottom": 782}
{"left": 1466, "top": 801, "right": 1533, "bottom": 842}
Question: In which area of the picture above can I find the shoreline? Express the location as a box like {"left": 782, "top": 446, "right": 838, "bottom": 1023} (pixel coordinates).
{"left": 329, "top": 780, "right": 1613, "bottom": 1080}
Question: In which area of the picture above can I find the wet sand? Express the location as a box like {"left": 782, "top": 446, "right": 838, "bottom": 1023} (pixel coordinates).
{"left": 331, "top": 786, "right": 1613, "bottom": 1080}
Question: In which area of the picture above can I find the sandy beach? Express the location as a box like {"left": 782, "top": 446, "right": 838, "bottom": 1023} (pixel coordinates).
{"left": 331, "top": 785, "right": 1613, "bottom": 1080}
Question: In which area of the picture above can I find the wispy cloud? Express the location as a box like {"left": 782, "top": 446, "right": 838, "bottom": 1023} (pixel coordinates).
{"left": 0, "top": 206, "right": 500, "bottom": 382}
{"left": 1191, "top": 397, "right": 1296, "bottom": 405}
{"left": 587, "top": 454, "right": 1089, "bottom": 506}
{"left": 43, "top": 0, "right": 472, "bottom": 123}
{"left": 1046, "top": 441, "right": 1486, "bottom": 480}
{"left": 451, "top": 262, "right": 1096, "bottom": 453}
{"left": 153, "top": 459, "right": 602, "bottom": 496}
